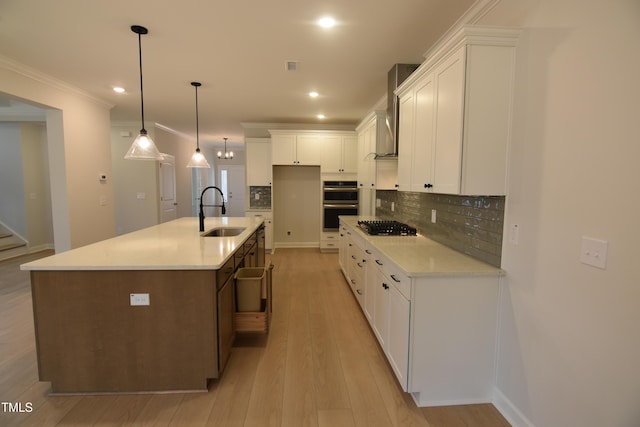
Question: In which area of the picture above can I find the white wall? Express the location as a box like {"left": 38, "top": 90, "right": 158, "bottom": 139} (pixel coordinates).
{"left": 0, "top": 123, "right": 26, "bottom": 235}
{"left": 0, "top": 59, "right": 114, "bottom": 250}
{"left": 110, "top": 123, "right": 218, "bottom": 234}
{"left": 273, "top": 165, "right": 321, "bottom": 246}
{"left": 110, "top": 124, "right": 159, "bottom": 235}
{"left": 477, "top": 1, "right": 640, "bottom": 426}
{"left": 22, "top": 123, "right": 54, "bottom": 249}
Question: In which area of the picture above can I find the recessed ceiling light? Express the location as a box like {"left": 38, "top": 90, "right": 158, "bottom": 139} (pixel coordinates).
{"left": 113, "top": 86, "right": 125, "bottom": 93}
{"left": 309, "top": 91, "right": 319, "bottom": 98}
{"left": 317, "top": 17, "right": 336, "bottom": 28}
{"left": 317, "top": 114, "right": 326, "bottom": 119}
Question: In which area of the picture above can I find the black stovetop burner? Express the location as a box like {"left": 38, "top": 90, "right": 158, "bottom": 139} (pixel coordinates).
{"left": 357, "top": 220, "right": 417, "bottom": 236}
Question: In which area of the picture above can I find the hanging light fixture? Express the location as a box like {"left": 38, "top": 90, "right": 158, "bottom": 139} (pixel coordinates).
{"left": 125, "top": 25, "right": 162, "bottom": 160}
{"left": 186, "top": 82, "right": 210, "bottom": 168}
{"left": 217, "top": 137, "right": 234, "bottom": 159}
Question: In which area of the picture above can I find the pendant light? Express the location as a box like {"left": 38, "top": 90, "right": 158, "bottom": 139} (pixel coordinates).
{"left": 217, "top": 137, "right": 234, "bottom": 159}
{"left": 186, "top": 82, "right": 210, "bottom": 168}
{"left": 125, "top": 25, "right": 162, "bottom": 160}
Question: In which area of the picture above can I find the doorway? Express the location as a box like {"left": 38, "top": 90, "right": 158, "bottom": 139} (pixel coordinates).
{"left": 159, "top": 154, "right": 177, "bottom": 223}
{"left": 217, "top": 164, "right": 245, "bottom": 217}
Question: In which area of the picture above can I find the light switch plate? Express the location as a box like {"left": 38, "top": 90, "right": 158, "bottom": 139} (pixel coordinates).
{"left": 431, "top": 209, "right": 437, "bottom": 223}
{"left": 580, "top": 236, "right": 608, "bottom": 269}
{"left": 130, "top": 293, "right": 150, "bottom": 306}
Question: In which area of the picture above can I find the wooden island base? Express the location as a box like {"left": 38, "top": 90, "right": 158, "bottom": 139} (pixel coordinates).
{"left": 30, "top": 269, "right": 218, "bottom": 394}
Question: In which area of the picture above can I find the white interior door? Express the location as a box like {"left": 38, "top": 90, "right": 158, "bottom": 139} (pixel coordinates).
{"left": 159, "top": 154, "right": 177, "bottom": 223}
{"left": 218, "top": 164, "right": 245, "bottom": 217}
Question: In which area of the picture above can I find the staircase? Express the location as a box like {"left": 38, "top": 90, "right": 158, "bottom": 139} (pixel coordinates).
{"left": 0, "top": 225, "right": 28, "bottom": 261}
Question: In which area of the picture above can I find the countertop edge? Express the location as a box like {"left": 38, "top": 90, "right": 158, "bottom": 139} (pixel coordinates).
{"left": 20, "top": 217, "right": 264, "bottom": 271}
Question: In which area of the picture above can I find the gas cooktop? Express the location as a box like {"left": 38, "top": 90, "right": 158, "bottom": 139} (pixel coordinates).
{"left": 357, "top": 220, "right": 417, "bottom": 236}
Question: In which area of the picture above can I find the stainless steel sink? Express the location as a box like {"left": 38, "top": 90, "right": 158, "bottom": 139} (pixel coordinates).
{"left": 201, "top": 227, "right": 246, "bottom": 237}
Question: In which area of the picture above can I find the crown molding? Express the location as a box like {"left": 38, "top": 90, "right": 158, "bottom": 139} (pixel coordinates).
{"left": 0, "top": 54, "right": 113, "bottom": 109}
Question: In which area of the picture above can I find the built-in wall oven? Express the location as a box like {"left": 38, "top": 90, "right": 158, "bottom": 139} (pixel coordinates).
{"left": 323, "top": 181, "right": 358, "bottom": 231}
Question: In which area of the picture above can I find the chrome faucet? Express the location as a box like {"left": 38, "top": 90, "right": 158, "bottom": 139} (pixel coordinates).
{"left": 199, "top": 186, "right": 226, "bottom": 232}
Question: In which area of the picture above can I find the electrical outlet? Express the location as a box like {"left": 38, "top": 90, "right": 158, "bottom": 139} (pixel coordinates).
{"left": 510, "top": 224, "right": 520, "bottom": 245}
{"left": 391, "top": 202, "right": 395, "bottom": 212}
{"left": 376, "top": 198, "right": 381, "bottom": 208}
{"left": 130, "top": 293, "right": 150, "bottom": 306}
{"left": 580, "top": 236, "right": 608, "bottom": 269}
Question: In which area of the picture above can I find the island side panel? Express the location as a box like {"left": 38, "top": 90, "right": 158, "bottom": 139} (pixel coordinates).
{"left": 30, "top": 269, "right": 218, "bottom": 393}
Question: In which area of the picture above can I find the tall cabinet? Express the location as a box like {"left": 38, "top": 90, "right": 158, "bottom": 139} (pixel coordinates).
{"left": 397, "top": 26, "right": 520, "bottom": 195}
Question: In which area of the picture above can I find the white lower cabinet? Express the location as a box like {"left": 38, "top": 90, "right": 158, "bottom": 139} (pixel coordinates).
{"left": 372, "top": 266, "right": 389, "bottom": 348}
{"left": 340, "top": 221, "right": 499, "bottom": 406}
{"left": 387, "top": 281, "right": 410, "bottom": 388}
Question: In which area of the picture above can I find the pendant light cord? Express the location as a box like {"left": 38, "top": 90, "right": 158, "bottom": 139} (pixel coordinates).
{"left": 137, "top": 32, "right": 146, "bottom": 133}
{"left": 195, "top": 85, "right": 200, "bottom": 150}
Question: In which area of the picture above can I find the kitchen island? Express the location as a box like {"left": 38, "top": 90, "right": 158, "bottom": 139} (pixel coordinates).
{"left": 21, "top": 216, "right": 264, "bottom": 394}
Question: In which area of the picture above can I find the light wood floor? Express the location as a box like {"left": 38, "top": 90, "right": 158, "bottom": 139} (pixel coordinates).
{"left": 0, "top": 248, "right": 510, "bottom": 427}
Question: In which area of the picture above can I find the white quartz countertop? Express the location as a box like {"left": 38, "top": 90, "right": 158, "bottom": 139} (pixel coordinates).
{"left": 20, "top": 217, "right": 264, "bottom": 271}
{"left": 341, "top": 217, "right": 503, "bottom": 277}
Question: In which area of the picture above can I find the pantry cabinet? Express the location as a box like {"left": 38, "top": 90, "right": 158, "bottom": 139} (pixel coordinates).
{"left": 396, "top": 26, "right": 519, "bottom": 195}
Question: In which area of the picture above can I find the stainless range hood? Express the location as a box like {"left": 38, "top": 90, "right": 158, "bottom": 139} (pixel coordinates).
{"left": 376, "top": 64, "right": 419, "bottom": 159}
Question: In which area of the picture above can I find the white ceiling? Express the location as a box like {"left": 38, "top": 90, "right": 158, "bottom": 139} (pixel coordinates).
{"left": 0, "top": 0, "right": 475, "bottom": 149}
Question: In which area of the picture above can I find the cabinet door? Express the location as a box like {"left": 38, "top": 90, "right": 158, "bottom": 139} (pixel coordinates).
{"left": 397, "top": 91, "right": 414, "bottom": 191}
{"left": 387, "top": 283, "right": 410, "bottom": 390}
{"left": 433, "top": 46, "right": 465, "bottom": 194}
{"left": 363, "top": 248, "right": 376, "bottom": 324}
{"left": 319, "top": 135, "right": 342, "bottom": 172}
{"left": 296, "top": 135, "right": 323, "bottom": 165}
{"left": 271, "top": 134, "right": 297, "bottom": 165}
{"left": 341, "top": 136, "right": 359, "bottom": 174}
{"left": 246, "top": 139, "right": 272, "bottom": 185}
{"left": 372, "top": 267, "right": 389, "bottom": 348}
{"left": 411, "top": 72, "right": 436, "bottom": 192}
{"left": 218, "top": 275, "right": 235, "bottom": 372}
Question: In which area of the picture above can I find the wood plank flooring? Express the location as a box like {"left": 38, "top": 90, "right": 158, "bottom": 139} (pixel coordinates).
{"left": 0, "top": 248, "right": 510, "bottom": 426}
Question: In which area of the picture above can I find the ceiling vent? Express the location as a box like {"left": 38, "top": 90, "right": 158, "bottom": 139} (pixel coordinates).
{"left": 285, "top": 61, "right": 299, "bottom": 71}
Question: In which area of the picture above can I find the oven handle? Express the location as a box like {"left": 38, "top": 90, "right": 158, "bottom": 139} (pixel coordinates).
{"left": 323, "top": 204, "right": 359, "bottom": 209}
{"left": 323, "top": 187, "right": 358, "bottom": 192}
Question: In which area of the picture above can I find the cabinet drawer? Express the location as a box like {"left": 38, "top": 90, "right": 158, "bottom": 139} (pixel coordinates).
{"left": 369, "top": 247, "right": 411, "bottom": 300}
{"left": 216, "top": 256, "right": 235, "bottom": 290}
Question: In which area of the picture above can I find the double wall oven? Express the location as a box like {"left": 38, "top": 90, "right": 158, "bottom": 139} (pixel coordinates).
{"left": 323, "top": 180, "right": 358, "bottom": 231}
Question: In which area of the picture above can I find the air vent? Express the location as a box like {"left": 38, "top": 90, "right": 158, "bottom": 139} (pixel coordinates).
{"left": 286, "top": 61, "right": 299, "bottom": 71}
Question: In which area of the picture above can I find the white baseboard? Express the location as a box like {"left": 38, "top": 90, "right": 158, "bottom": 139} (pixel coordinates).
{"left": 492, "top": 388, "right": 536, "bottom": 427}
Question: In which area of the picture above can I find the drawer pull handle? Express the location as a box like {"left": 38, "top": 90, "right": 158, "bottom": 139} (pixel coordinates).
{"left": 365, "top": 249, "right": 372, "bottom": 254}
{"left": 390, "top": 274, "right": 401, "bottom": 283}
{"left": 375, "top": 260, "right": 383, "bottom": 266}
{"left": 356, "top": 289, "right": 363, "bottom": 295}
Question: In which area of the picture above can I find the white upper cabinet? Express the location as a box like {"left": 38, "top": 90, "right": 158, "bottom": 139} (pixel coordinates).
{"left": 270, "top": 133, "right": 297, "bottom": 165}
{"left": 396, "top": 26, "right": 519, "bottom": 195}
{"left": 321, "top": 135, "right": 358, "bottom": 174}
{"left": 245, "top": 138, "right": 272, "bottom": 186}
{"left": 269, "top": 130, "right": 357, "bottom": 175}
{"left": 356, "top": 111, "right": 398, "bottom": 190}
